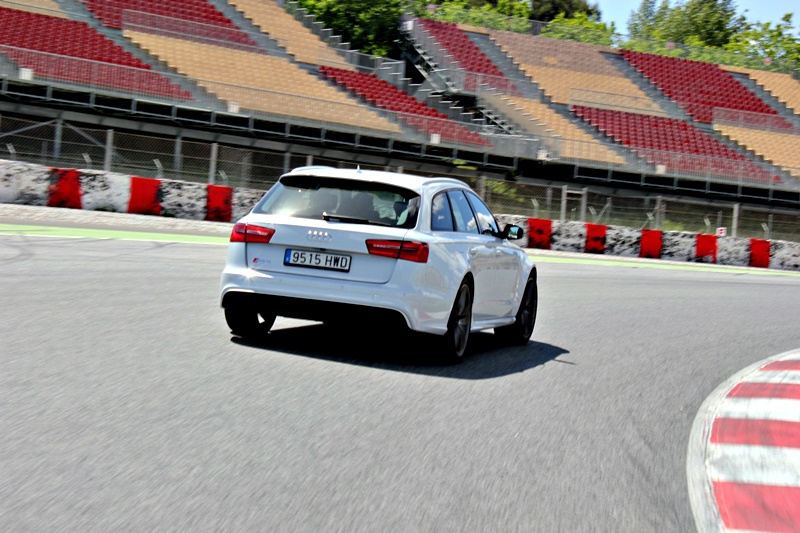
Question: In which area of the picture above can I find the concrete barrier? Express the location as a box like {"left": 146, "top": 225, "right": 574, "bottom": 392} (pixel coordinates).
{"left": 2, "top": 160, "right": 798, "bottom": 271}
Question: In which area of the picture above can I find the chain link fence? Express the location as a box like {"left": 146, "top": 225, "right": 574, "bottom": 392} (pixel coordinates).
{"left": 1, "top": 113, "right": 798, "bottom": 242}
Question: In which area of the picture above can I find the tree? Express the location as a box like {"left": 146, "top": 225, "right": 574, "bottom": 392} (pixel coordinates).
{"left": 411, "top": 0, "right": 533, "bottom": 33}
{"left": 658, "top": 0, "right": 745, "bottom": 48}
{"left": 725, "top": 13, "right": 800, "bottom": 70}
{"left": 540, "top": 12, "right": 616, "bottom": 46}
{"left": 529, "top": 0, "right": 601, "bottom": 22}
{"left": 627, "top": 0, "right": 670, "bottom": 39}
{"left": 296, "top": 0, "right": 403, "bottom": 57}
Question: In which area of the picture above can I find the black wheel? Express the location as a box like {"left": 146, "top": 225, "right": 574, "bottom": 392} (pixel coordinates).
{"left": 225, "top": 306, "right": 276, "bottom": 338}
{"left": 495, "top": 275, "right": 538, "bottom": 345}
{"left": 441, "top": 281, "right": 472, "bottom": 362}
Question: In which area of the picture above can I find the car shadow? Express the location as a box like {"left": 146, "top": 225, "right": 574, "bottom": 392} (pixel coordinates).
{"left": 231, "top": 323, "right": 571, "bottom": 380}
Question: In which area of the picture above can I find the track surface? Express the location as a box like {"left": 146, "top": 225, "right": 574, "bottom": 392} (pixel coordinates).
{"left": 1, "top": 212, "right": 799, "bottom": 532}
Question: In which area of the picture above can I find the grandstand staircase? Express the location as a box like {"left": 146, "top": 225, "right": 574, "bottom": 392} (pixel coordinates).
{"left": 397, "top": 30, "right": 457, "bottom": 94}
{"left": 728, "top": 72, "right": 800, "bottom": 130}
{"left": 465, "top": 31, "right": 640, "bottom": 165}
{"left": 51, "top": 0, "right": 226, "bottom": 109}
{"left": 710, "top": 129, "right": 795, "bottom": 185}
{"left": 428, "top": 92, "right": 516, "bottom": 136}
{"left": 283, "top": 1, "right": 350, "bottom": 54}
{"left": 204, "top": 0, "right": 300, "bottom": 60}
{"left": 466, "top": 32, "right": 547, "bottom": 102}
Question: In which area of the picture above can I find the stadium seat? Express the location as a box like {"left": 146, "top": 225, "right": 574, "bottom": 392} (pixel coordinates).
{"left": 320, "top": 65, "right": 491, "bottom": 147}
{"left": 0, "top": 6, "right": 191, "bottom": 100}
{"left": 573, "top": 105, "right": 782, "bottom": 183}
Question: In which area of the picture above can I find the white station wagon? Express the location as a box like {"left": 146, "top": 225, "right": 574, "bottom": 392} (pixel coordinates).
{"left": 220, "top": 166, "right": 537, "bottom": 361}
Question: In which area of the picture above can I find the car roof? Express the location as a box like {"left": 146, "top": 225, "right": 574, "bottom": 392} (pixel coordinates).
{"left": 282, "top": 166, "right": 468, "bottom": 194}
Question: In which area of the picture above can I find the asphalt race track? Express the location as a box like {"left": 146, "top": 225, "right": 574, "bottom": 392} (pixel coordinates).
{"left": 1, "top": 210, "right": 800, "bottom": 532}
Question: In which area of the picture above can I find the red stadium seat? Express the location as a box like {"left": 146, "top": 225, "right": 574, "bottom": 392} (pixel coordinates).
{"left": 321, "top": 66, "right": 491, "bottom": 147}
{"left": 622, "top": 50, "right": 792, "bottom": 129}
{"left": 0, "top": 6, "right": 191, "bottom": 100}
{"left": 572, "top": 104, "right": 781, "bottom": 184}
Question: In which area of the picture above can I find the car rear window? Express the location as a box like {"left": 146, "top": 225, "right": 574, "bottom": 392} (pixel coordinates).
{"left": 254, "top": 175, "right": 420, "bottom": 229}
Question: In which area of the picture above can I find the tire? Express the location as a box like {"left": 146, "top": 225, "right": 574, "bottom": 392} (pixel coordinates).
{"left": 225, "top": 306, "right": 276, "bottom": 339}
{"left": 441, "top": 281, "right": 473, "bottom": 362}
{"left": 495, "top": 275, "right": 538, "bottom": 345}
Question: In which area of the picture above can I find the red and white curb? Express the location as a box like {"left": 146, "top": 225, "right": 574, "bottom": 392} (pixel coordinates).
{"left": 688, "top": 348, "right": 800, "bottom": 532}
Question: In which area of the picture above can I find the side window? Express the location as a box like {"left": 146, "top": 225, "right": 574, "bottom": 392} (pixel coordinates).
{"left": 448, "top": 191, "right": 479, "bottom": 234}
{"left": 431, "top": 192, "right": 454, "bottom": 231}
{"left": 466, "top": 191, "right": 499, "bottom": 235}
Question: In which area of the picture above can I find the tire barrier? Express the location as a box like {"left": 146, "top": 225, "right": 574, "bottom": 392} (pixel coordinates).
{"left": 0, "top": 159, "right": 263, "bottom": 223}
{"left": 520, "top": 217, "right": 799, "bottom": 271}
{"left": 1, "top": 159, "right": 799, "bottom": 271}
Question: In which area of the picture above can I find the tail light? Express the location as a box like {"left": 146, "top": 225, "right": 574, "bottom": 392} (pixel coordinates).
{"left": 366, "top": 239, "right": 428, "bottom": 263}
{"left": 230, "top": 223, "right": 275, "bottom": 243}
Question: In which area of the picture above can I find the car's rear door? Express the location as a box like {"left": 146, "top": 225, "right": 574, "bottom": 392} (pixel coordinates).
{"left": 466, "top": 191, "right": 522, "bottom": 317}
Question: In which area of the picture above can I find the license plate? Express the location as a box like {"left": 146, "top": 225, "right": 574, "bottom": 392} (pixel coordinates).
{"left": 284, "top": 249, "right": 351, "bottom": 272}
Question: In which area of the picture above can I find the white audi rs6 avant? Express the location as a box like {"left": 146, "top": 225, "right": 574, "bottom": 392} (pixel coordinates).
{"left": 220, "top": 166, "right": 538, "bottom": 361}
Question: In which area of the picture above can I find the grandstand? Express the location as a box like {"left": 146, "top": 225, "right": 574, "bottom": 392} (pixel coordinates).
{"left": 488, "top": 30, "right": 666, "bottom": 116}
{"left": 0, "top": 0, "right": 798, "bottom": 212}
{"left": 227, "top": 0, "right": 350, "bottom": 67}
{"left": 0, "top": 6, "right": 191, "bottom": 99}
{"left": 573, "top": 105, "right": 781, "bottom": 183}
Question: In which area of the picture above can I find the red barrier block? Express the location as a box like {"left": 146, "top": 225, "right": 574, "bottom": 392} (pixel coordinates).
{"left": 205, "top": 184, "right": 233, "bottom": 222}
{"left": 527, "top": 218, "right": 552, "bottom": 250}
{"left": 127, "top": 177, "right": 162, "bottom": 216}
{"left": 585, "top": 223, "right": 606, "bottom": 254}
{"left": 695, "top": 234, "right": 717, "bottom": 263}
{"left": 47, "top": 168, "right": 82, "bottom": 209}
{"left": 749, "top": 238, "right": 771, "bottom": 268}
{"left": 639, "top": 229, "right": 662, "bottom": 259}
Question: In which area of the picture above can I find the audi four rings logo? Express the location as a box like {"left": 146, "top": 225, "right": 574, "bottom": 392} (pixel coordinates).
{"left": 306, "top": 230, "right": 332, "bottom": 241}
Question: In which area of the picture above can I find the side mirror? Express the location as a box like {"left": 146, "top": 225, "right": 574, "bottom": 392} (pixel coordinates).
{"left": 503, "top": 224, "right": 524, "bottom": 240}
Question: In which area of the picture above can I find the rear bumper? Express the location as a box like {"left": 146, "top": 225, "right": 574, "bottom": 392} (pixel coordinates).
{"left": 221, "top": 290, "right": 410, "bottom": 331}
{"left": 220, "top": 266, "right": 451, "bottom": 335}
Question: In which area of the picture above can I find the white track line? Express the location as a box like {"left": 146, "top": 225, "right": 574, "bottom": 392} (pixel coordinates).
{"left": 708, "top": 443, "right": 800, "bottom": 486}
{"left": 743, "top": 371, "right": 800, "bottom": 385}
{"left": 715, "top": 398, "right": 800, "bottom": 423}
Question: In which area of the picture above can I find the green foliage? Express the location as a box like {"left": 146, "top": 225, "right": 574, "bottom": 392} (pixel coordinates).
{"left": 297, "top": 0, "right": 798, "bottom": 75}
{"left": 725, "top": 13, "right": 800, "bottom": 68}
{"left": 621, "top": 1, "right": 798, "bottom": 72}
{"left": 409, "top": 0, "right": 533, "bottom": 32}
{"left": 628, "top": 0, "right": 670, "bottom": 40}
{"left": 540, "top": 12, "right": 616, "bottom": 46}
{"left": 528, "top": 0, "right": 600, "bottom": 22}
{"left": 295, "top": 0, "right": 403, "bottom": 57}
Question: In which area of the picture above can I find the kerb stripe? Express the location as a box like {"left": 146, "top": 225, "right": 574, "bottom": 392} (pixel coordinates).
{"left": 728, "top": 382, "right": 800, "bottom": 401}
{"left": 713, "top": 481, "right": 800, "bottom": 532}
{"left": 762, "top": 360, "right": 800, "bottom": 372}
{"left": 711, "top": 418, "right": 800, "bottom": 449}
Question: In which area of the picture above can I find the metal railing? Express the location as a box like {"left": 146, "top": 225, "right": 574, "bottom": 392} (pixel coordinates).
{"left": 569, "top": 88, "right": 674, "bottom": 118}
{"left": 714, "top": 108, "right": 799, "bottom": 133}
